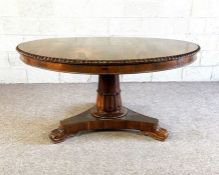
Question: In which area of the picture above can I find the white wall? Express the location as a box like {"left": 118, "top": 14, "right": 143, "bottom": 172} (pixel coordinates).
{"left": 0, "top": 0, "right": 219, "bottom": 83}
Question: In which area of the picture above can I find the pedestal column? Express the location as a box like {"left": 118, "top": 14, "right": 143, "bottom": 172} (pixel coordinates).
{"left": 49, "top": 74, "right": 168, "bottom": 143}
{"left": 91, "top": 74, "right": 127, "bottom": 118}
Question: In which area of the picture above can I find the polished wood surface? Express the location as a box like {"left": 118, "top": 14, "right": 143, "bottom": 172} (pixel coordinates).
{"left": 50, "top": 106, "right": 168, "bottom": 143}
{"left": 91, "top": 75, "right": 127, "bottom": 118}
{"left": 17, "top": 37, "right": 200, "bottom": 74}
{"left": 49, "top": 74, "right": 168, "bottom": 143}
{"left": 16, "top": 37, "right": 200, "bottom": 143}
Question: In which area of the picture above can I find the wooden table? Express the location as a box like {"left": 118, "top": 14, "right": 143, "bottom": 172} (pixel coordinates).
{"left": 16, "top": 37, "right": 200, "bottom": 143}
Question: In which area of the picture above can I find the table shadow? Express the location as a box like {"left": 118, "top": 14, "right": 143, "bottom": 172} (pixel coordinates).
{"left": 1, "top": 103, "right": 94, "bottom": 145}
{"left": 2, "top": 103, "right": 163, "bottom": 145}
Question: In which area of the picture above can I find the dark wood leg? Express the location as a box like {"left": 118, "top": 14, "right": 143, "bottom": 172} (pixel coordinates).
{"left": 49, "top": 74, "right": 168, "bottom": 143}
{"left": 91, "top": 74, "right": 127, "bottom": 118}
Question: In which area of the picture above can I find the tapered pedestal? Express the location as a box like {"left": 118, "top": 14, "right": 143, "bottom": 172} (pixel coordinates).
{"left": 50, "top": 74, "right": 168, "bottom": 143}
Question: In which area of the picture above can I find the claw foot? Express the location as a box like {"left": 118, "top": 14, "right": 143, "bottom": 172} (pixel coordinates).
{"left": 144, "top": 128, "right": 168, "bottom": 141}
{"left": 49, "top": 128, "right": 67, "bottom": 143}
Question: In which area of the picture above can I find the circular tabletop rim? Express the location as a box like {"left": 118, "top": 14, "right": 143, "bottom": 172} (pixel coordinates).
{"left": 16, "top": 37, "right": 200, "bottom": 66}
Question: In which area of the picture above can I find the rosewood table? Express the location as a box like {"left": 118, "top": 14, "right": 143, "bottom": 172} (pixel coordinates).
{"left": 16, "top": 37, "right": 200, "bottom": 143}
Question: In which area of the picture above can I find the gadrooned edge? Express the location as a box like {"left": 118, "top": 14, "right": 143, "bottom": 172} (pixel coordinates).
{"left": 16, "top": 45, "right": 200, "bottom": 66}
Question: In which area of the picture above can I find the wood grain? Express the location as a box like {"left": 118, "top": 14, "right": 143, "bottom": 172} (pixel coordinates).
{"left": 17, "top": 37, "right": 200, "bottom": 74}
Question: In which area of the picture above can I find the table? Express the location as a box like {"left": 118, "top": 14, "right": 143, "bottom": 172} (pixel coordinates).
{"left": 16, "top": 37, "right": 200, "bottom": 143}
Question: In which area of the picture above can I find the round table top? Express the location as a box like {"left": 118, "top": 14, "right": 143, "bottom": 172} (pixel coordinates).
{"left": 16, "top": 37, "right": 200, "bottom": 74}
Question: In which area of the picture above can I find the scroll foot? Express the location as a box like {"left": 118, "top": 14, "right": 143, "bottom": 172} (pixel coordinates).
{"left": 49, "top": 128, "right": 67, "bottom": 143}
{"left": 143, "top": 128, "right": 168, "bottom": 141}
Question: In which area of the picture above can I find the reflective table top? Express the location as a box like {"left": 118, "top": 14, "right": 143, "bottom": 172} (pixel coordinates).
{"left": 17, "top": 37, "right": 200, "bottom": 65}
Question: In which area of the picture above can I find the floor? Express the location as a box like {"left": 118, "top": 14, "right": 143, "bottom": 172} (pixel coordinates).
{"left": 0, "top": 82, "right": 219, "bottom": 175}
